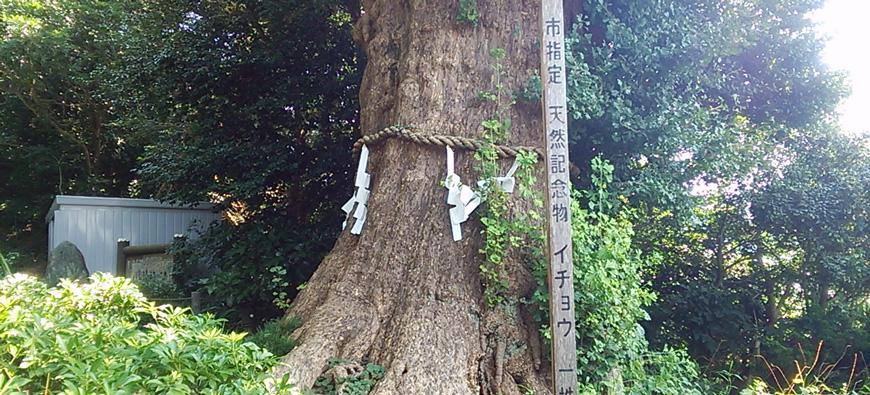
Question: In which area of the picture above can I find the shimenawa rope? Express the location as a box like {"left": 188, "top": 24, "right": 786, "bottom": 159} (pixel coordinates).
{"left": 352, "top": 125, "right": 543, "bottom": 159}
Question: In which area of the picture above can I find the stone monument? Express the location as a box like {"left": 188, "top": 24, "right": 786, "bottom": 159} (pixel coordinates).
{"left": 46, "top": 241, "right": 89, "bottom": 286}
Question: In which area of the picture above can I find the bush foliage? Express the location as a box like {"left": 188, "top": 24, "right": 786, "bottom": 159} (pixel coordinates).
{"left": 0, "top": 273, "right": 295, "bottom": 394}
{"left": 246, "top": 317, "right": 302, "bottom": 357}
{"left": 531, "top": 159, "right": 707, "bottom": 394}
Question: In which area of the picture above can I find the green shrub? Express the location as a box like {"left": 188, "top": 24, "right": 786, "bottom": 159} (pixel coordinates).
{"left": 170, "top": 218, "right": 329, "bottom": 330}
{"left": 247, "top": 317, "right": 302, "bottom": 357}
{"left": 532, "top": 158, "right": 706, "bottom": 394}
{"left": 0, "top": 273, "right": 296, "bottom": 394}
{"left": 134, "top": 273, "right": 184, "bottom": 300}
{"left": 622, "top": 347, "right": 707, "bottom": 395}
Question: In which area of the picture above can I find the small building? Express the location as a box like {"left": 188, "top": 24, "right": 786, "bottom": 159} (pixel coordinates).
{"left": 46, "top": 196, "right": 219, "bottom": 275}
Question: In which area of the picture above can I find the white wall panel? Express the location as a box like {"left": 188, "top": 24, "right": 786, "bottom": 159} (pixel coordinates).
{"left": 47, "top": 196, "right": 219, "bottom": 275}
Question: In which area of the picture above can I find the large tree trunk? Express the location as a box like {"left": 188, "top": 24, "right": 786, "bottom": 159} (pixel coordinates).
{"left": 276, "top": 1, "right": 553, "bottom": 393}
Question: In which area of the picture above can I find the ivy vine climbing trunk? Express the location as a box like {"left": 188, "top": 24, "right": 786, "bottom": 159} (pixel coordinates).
{"left": 276, "top": 1, "right": 554, "bottom": 393}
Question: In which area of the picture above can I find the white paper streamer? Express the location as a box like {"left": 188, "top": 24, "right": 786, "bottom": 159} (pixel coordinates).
{"left": 445, "top": 146, "right": 481, "bottom": 241}
{"left": 477, "top": 157, "right": 520, "bottom": 194}
{"left": 444, "top": 150, "right": 522, "bottom": 242}
{"left": 341, "top": 145, "right": 371, "bottom": 235}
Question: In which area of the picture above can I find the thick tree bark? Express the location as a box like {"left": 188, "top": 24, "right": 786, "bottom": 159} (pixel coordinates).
{"left": 275, "top": 1, "right": 554, "bottom": 394}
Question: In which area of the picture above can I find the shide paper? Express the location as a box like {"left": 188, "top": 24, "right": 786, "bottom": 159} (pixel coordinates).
{"left": 444, "top": 146, "right": 481, "bottom": 241}
{"left": 342, "top": 144, "right": 371, "bottom": 235}
{"left": 340, "top": 144, "right": 520, "bottom": 241}
{"left": 477, "top": 157, "right": 519, "bottom": 194}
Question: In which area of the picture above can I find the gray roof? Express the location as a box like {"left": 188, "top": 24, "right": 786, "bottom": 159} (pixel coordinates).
{"left": 46, "top": 195, "right": 216, "bottom": 224}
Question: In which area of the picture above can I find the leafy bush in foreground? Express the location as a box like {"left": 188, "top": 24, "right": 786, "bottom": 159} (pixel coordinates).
{"left": 0, "top": 273, "right": 295, "bottom": 394}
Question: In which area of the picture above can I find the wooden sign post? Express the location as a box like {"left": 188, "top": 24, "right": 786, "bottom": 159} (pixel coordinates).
{"left": 540, "top": 1, "right": 578, "bottom": 394}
